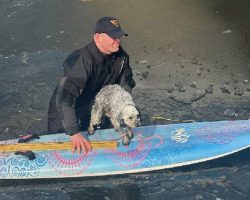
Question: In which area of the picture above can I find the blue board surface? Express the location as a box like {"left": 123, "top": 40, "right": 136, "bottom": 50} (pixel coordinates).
{"left": 0, "top": 120, "right": 250, "bottom": 179}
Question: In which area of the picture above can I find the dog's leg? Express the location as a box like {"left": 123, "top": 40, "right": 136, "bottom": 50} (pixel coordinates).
{"left": 109, "top": 117, "right": 121, "bottom": 132}
{"left": 121, "top": 134, "right": 130, "bottom": 145}
{"left": 88, "top": 104, "right": 103, "bottom": 134}
{"left": 120, "top": 127, "right": 132, "bottom": 145}
{"left": 126, "top": 127, "right": 133, "bottom": 139}
{"left": 109, "top": 117, "right": 130, "bottom": 145}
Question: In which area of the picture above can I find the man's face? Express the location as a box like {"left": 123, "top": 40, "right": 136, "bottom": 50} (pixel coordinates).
{"left": 98, "top": 33, "right": 121, "bottom": 54}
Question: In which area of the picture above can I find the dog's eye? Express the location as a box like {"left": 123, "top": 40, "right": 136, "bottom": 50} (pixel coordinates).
{"left": 128, "top": 117, "right": 133, "bottom": 120}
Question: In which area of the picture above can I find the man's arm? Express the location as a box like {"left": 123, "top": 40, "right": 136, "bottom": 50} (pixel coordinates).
{"left": 56, "top": 76, "right": 92, "bottom": 154}
{"left": 56, "top": 51, "right": 92, "bottom": 153}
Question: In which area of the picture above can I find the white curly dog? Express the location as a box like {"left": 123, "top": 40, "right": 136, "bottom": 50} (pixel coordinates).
{"left": 88, "top": 84, "right": 141, "bottom": 145}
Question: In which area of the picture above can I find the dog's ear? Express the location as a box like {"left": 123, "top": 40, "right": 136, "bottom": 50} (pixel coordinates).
{"left": 135, "top": 106, "right": 142, "bottom": 119}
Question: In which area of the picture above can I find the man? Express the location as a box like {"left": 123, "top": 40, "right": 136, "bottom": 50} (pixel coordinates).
{"left": 48, "top": 16, "right": 136, "bottom": 154}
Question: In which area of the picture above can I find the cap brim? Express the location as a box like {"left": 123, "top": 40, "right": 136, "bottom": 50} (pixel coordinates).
{"left": 108, "top": 30, "right": 128, "bottom": 39}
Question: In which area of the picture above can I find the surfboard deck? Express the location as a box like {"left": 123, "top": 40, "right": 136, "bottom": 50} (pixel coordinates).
{"left": 0, "top": 120, "right": 250, "bottom": 179}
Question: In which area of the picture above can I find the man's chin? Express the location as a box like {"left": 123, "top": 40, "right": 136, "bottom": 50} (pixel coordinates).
{"left": 112, "top": 46, "right": 120, "bottom": 52}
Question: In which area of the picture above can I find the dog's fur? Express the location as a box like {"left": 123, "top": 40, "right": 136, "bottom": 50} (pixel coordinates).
{"left": 88, "top": 84, "right": 140, "bottom": 145}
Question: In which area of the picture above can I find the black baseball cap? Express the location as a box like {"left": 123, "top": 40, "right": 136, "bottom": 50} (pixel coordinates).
{"left": 94, "top": 16, "right": 128, "bottom": 39}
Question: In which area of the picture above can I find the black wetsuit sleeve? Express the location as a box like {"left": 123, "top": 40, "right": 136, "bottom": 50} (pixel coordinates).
{"left": 118, "top": 55, "right": 136, "bottom": 94}
{"left": 56, "top": 53, "right": 89, "bottom": 135}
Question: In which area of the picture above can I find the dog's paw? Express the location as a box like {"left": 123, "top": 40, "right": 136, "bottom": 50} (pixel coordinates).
{"left": 114, "top": 127, "right": 121, "bottom": 132}
{"left": 126, "top": 130, "right": 133, "bottom": 139}
{"left": 88, "top": 126, "right": 95, "bottom": 135}
{"left": 122, "top": 135, "right": 130, "bottom": 146}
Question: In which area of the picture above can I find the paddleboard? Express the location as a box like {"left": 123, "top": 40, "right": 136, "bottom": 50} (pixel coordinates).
{"left": 0, "top": 120, "right": 250, "bottom": 179}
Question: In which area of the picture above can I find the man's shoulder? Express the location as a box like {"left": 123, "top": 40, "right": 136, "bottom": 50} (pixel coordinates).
{"left": 64, "top": 45, "right": 93, "bottom": 66}
{"left": 69, "top": 45, "right": 93, "bottom": 59}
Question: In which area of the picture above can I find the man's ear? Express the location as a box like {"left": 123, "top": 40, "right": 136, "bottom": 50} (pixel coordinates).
{"left": 94, "top": 33, "right": 103, "bottom": 42}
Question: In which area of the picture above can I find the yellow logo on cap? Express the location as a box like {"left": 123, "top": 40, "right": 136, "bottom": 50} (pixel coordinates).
{"left": 110, "top": 19, "right": 119, "bottom": 28}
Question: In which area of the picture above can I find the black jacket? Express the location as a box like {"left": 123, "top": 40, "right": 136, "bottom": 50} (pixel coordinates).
{"left": 48, "top": 41, "right": 135, "bottom": 135}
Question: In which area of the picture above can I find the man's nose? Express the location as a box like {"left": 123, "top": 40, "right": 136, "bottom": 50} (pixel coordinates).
{"left": 114, "top": 38, "right": 120, "bottom": 43}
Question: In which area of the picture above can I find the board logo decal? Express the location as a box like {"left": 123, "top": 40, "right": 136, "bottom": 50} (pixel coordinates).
{"left": 171, "top": 128, "right": 190, "bottom": 143}
{"left": 46, "top": 151, "right": 97, "bottom": 176}
{"left": 105, "top": 133, "right": 164, "bottom": 169}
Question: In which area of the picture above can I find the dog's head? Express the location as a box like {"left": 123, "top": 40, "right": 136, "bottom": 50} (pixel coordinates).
{"left": 120, "top": 105, "right": 141, "bottom": 128}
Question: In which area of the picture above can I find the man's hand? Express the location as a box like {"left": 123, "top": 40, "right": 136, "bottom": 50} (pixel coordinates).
{"left": 70, "top": 133, "right": 92, "bottom": 154}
